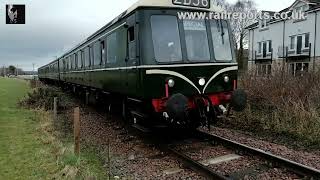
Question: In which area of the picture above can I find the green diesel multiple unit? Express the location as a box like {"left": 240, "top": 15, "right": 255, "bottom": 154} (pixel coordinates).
{"left": 38, "top": 0, "right": 246, "bottom": 129}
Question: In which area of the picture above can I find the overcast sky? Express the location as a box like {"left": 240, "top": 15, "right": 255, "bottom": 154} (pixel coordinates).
{"left": 0, "top": 0, "right": 294, "bottom": 71}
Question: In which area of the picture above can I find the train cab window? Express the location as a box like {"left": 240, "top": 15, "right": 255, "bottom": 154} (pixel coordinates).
{"left": 183, "top": 20, "right": 210, "bottom": 61}
{"left": 100, "top": 41, "right": 105, "bottom": 65}
{"left": 210, "top": 20, "right": 233, "bottom": 61}
{"left": 107, "top": 32, "right": 118, "bottom": 64}
{"left": 151, "top": 15, "right": 182, "bottom": 62}
{"left": 128, "top": 26, "right": 136, "bottom": 60}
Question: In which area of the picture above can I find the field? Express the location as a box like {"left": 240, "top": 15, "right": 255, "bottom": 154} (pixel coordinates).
{"left": 0, "top": 78, "right": 105, "bottom": 179}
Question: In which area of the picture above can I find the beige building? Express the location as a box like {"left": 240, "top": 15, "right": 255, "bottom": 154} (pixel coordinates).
{"left": 246, "top": 0, "right": 320, "bottom": 76}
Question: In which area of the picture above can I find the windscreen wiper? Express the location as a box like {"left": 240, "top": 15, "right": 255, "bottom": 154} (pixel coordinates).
{"left": 220, "top": 20, "right": 225, "bottom": 44}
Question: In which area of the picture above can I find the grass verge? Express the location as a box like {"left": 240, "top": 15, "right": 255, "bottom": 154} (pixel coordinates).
{"left": 0, "top": 78, "right": 106, "bottom": 179}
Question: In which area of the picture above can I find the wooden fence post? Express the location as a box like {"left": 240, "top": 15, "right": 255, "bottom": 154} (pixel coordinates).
{"left": 53, "top": 97, "right": 58, "bottom": 126}
{"left": 74, "top": 107, "right": 80, "bottom": 156}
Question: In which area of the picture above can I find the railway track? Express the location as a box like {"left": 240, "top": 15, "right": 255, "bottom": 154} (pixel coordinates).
{"left": 164, "top": 130, "right": 320, "bottom": 180}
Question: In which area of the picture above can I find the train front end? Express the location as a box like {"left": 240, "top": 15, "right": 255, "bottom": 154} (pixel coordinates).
{"left": 139, "top": 3, "right": 246, "bottom": 129}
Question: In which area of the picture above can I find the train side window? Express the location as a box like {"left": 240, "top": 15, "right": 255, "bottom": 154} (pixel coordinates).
{"left": 81, "top": 50, "right": 85, "bottom": 68}
{"left": 75, "top": 53, "right": 78, "bottom": 69}
{"left": 107, "top": 32, "right": 117, "bottom": 64}
{"left": 77, "top": 51, "right": 82, "bottom": 69}
{"left": 93, "top": 42, "right": 101, "bottom": 66}
{"left": 89, "top": 46, "right": 94, "bottom": 67}
{"left": 69, "top": 56, "right": 73, "bottom": 70}
{"left": 85, "top": 47, "right": 90, "bottom": 67}
{"left": 100, "top": 41, "right": 105, "bottom": 65}
{"left": 128, "top": 26, "right": 136, "bottom": 60}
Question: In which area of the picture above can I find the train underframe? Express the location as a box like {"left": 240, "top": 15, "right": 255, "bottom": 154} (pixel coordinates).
{"left": 40, "top": 79, "right": 247, "bottom": 130}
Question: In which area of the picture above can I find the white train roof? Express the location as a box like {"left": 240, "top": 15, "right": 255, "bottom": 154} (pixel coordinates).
{"left": 126, "top": 0, "right": 223, "bottom": 14}
{"left": 40, "top": 0, "right": 223, "bottom": 69}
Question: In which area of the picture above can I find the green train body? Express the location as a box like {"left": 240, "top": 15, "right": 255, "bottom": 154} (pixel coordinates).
{"left": 38, "top": 0, "right": 246, "bottom": 129}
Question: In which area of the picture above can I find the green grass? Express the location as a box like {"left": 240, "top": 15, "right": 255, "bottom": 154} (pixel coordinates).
{"left": 0, "top": 78, "right": 106, "bottom": 179}
{"left": 0, "top": 78, "right": 59, "bottom": 179}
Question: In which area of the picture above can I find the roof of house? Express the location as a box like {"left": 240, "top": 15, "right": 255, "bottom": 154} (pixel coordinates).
{"left": 245, "top": 0, "right": 320, "bottom": 30}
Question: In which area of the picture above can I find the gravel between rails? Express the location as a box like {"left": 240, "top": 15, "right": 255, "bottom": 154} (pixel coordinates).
{"left": 173, "top": 140, "right": 300, "bottom": 179}
{"left": 202, "top": 127, "right": 320, "bottom": 170}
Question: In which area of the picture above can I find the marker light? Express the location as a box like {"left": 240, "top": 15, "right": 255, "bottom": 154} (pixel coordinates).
{"left": 199, "top": 78, "right": 206, "bottom": 86}
{"left": 168, "top": 79, "right": 175, "bottom": 87}
{"left": 224, "top": 76, "right": 230, "bottom": 83}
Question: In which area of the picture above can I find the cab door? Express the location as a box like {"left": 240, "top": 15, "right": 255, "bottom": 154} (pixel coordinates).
{"left": 125, "top": 14, "right": 138, "bottom": 96}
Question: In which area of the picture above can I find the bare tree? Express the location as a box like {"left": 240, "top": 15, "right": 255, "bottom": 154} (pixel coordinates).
{"left": 217, "top": 0, "right": 257, "bottom": 70}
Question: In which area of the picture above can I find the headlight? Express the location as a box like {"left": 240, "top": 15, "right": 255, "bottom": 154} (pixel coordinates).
{"left": 168, "top": 79, "right": 175, "bottom": 87}
{"left": 224, "top": 76, "right": 230, "bottom": 83}
{"left": 199, "top": 78, "right": 206, "bottom": 86}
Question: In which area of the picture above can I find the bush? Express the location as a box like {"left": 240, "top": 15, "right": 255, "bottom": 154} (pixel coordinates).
{"left": 19, "top": 86, "right": 74, "bottom": 111}
{"left": 232, "top": 70, "right": 320, "bottom": 146}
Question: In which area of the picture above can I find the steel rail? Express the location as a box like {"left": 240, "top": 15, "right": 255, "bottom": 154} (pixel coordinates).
{"left": 195, "top": 130, "right": 320, "bottom": 179}
{"left": 166, "top": 147, "right": 229, "bottom": 180}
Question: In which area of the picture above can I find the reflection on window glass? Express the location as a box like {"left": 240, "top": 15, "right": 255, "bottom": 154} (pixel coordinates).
{"left": 183, "top": 20, "right": 210, "bottom": 61}
{"left": 210, "top": 20, "right": 232, "bottom": 61}
{"left": 151, "top": 15, "right": 182, "bottom": 62}
{"left": 107, "top": 32, "right": 117, "bottom": 64}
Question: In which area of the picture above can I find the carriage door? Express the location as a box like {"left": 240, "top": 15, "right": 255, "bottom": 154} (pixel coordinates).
{"left": 125, "top": 15, "right": 138, "bottom": 94}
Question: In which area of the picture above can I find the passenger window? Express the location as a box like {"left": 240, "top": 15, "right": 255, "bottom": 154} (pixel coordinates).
{"left": 78, "top": 51, "right": 81, "bottom": 68}
{"left": 89, "top": 46, "right": 94, "bottom": 66}
{"left": 69, "top": 56, "right": 72, "bottom": 70}
{"left": 81, "top": 50, "right": 85, "bottom": 68}
{"left": 107, "top": 32, "right": 118, "bottom": 64}
{"left": 85, "top": 47, "right": 90, "bottom": 67}
{"left": 100, "top": 41, "right": 105, "bottom": 65}
{"left": 75, "top": 53, "right": 78, "bottom": 69}
{"left": 93, "top": 42, "right": 101, "bottom": 66}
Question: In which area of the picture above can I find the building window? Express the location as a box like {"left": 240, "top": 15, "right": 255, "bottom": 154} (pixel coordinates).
{"left": 268, "top": 40, "right": 272, "bottom": 53}
{"left": 305, "top": 33, "right": 310, "bottom": 48}
{"left": 290, "top": 36, "right": 295, "bottom": 49}
{"left": 260, "top": 20, "right": 267, "bottom": 29}
{"left": 257, "top": 64, "right": 272, "bottom": 76}
{"left": 289, "top": 62, "right": 309, "bottom": 76}
{"left": 258, "top": 42, "right": 262, "bottom": 53}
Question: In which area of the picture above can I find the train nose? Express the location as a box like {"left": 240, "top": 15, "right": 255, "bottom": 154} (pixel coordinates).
{"left": 165, "top": 93, "right": 189, "bottom": 122}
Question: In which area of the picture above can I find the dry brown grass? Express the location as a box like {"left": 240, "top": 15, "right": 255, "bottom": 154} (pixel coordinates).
{"left": 232, "top": 70, "right": 320, "bottom": 147}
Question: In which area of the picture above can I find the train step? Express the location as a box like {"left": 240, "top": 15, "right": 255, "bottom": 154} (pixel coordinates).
{"left": 132, "top": 124, "right": 151, "bottom": 133}
{"left": 130, "top": 110, "right": 149, "bottom": 119}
